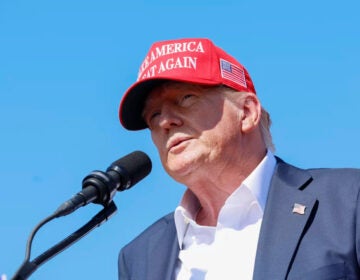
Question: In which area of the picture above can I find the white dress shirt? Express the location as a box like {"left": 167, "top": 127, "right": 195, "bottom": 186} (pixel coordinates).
{"left": 174, "top": 151, "right": 276, "bottom": 280}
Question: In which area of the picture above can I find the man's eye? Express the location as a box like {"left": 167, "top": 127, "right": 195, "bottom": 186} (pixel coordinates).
{"left": 147, "top": 111, "right": 161, "bottom": 124}
{"left": 183, "top": 94, "right": 195, "bottom": 100}
{"left": 183, "top": 94, "right": 193, "bottom": 100}
{"left": 150, "top": 111, "right": 160, "bottom": 119}
{"left": 144, "top": 110, "right": 159, "bottom": 127}
{"left": 179, "top": 94, "right": 196, "bottom": 106}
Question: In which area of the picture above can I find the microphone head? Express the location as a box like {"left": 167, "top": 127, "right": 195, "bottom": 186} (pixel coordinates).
{"left": 108, "top": 151, "right": 152, "bottom": 191}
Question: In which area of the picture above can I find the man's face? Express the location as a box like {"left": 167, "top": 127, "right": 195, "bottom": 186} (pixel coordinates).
{"left": 143, "top": 83, "right": 245, "bottom": 183}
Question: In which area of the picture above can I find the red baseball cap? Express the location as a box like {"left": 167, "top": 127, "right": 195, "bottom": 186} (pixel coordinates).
{"left": 119, "top": 38, "right": 256, "bottom": 130}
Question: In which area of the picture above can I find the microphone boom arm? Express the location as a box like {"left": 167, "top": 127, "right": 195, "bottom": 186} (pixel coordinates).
{"left": 11, "top": 202, "right": 117, "bottom": 280}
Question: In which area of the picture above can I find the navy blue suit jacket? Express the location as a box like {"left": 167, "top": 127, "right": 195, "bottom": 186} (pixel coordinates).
{"left": 118, "top": 159, "right": 360, "bottom": 279}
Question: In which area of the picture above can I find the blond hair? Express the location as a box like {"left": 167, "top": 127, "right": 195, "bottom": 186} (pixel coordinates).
{"left": 220, "top": 86, "right": 275, "bottom": 152}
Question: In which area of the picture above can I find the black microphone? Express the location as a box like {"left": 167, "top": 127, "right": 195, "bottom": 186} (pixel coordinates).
{"left": 54, "top": 151, "right": 152, "bottom": 217}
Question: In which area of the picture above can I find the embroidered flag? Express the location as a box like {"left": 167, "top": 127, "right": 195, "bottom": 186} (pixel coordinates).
{"left": 292, "top": 203, "right": 306, "bottom": 215}
{"left": 220, "top": 59, "right": 247, "bottom": 88}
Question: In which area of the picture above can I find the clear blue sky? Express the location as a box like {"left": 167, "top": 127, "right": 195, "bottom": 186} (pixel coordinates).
{"left": 1, "top": 0, "right": 359, "bottom": 279}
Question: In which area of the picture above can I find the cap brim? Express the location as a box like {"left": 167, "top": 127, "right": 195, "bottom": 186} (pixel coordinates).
{"left": 119, "top": 79, "right": 168, "bottom": 130}
{"left": 120, "top": 77, "right": 222, "bottom": 130}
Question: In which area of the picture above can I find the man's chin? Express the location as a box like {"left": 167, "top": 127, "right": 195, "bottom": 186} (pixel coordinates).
{"left": 166, "top": 162, "right": 195, "bottom": 183}
{"left": 164, "top": 151, "right": 204, "bottom": 180}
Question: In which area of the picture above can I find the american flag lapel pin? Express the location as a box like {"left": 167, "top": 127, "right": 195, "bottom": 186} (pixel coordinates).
{"left": 292, "top": 203, "right": 306, "bottom": 215}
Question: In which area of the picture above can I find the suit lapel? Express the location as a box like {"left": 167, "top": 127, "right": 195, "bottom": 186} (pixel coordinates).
{"left": 253, "top": 160, "right": 317, "bottom": 280}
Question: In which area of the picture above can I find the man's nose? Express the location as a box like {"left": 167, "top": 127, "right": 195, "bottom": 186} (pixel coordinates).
{"left": 158, "top": 105, "right": 183, "bottom": 129}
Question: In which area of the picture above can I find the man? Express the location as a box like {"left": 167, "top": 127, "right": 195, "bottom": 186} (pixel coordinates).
{"left": 117, "top": 38, "right": 360, "bottom": 279}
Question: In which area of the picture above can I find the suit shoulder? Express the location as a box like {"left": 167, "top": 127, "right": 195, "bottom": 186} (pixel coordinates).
{"left": 275, "top": 159, "right": 360, "bottom": 195}
{"left": 120, "top": 212, "right": 175, "bottom": 252}
{"left": 276, "top": 157, "right": 360, "bottom": 184}
{"left": 306, "top": 167, "right": 360, "bottom": 183}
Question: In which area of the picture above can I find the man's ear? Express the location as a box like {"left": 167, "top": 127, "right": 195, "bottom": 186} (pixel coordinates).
{"left": 240, "top": 93, "right": 262, "bottom": 134}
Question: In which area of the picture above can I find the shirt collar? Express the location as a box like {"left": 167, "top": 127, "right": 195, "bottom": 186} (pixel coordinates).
{"left": 174, "top": 150, "right": 276, "bottom": 247}
{"left": 241, "top": 150, "right": 276, "bottom": 211}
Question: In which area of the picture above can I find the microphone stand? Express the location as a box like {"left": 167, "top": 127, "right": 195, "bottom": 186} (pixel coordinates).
{"left": 11, "top": 201, "right": 117, "bottom": 280}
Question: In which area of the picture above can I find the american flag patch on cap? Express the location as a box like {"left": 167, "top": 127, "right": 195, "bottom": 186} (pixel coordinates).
{"left": 220, "top": 59, "right": 247, "bottom": 88}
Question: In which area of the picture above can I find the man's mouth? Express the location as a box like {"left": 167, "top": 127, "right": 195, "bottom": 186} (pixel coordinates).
{"left": 167, "top": 136, "right": 191, "bottom": 153}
